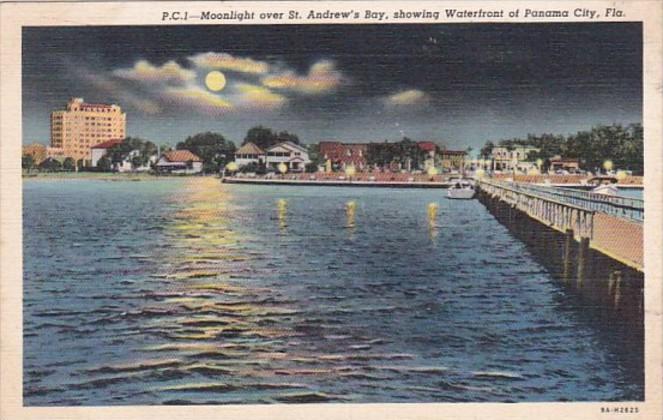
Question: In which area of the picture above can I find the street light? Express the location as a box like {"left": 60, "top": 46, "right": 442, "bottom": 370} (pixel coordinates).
{"left": 225, "top": 161, "right": 238, "bottom": 177}
{"left": 345, "top": 164, "right": 356, "bottom": 180}
{"left": 603, "top": 160, "right": 614, "bottom": 173}
{"left": 427, "top": 166, "right": 438, "bottom": 177}
{"left": 278, "top": 162, "right": 288, "bottom": 176}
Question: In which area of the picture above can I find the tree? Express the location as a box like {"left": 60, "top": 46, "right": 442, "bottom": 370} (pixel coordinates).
{"left": 106, "top": 137, "right": 158, "bottom": 170}
{"left": 305, "top": 162, "right": 319, "bottom": 173}
{"left": 38, "top": 158, "right": 62, "bottom": 172}
{"left": 176, "top": 132, "right": 236, "bottom": 173}
{"left": 243, "top": 126, "right": 300, "bottom": 150}
{"left": 365, "top": 138, "right": 426, "bottom": 170}
{"left": 97, "top": 156, "right": 112, "bottom": 172}
{"left": 63, "top": 157, "right": 76, "bottom": 171}
{"left": 22, "top": 155, "right": 35, "bottom": 172}
{"left": 480, "top": 122, "right": 644, "bottom": 175}
{"left": 479, "top": 141, "right": 495, "bottom": 159}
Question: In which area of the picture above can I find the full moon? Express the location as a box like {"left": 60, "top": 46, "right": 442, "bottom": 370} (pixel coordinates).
{"left": 205, "top": 71, "right": 226, "bottom": 92}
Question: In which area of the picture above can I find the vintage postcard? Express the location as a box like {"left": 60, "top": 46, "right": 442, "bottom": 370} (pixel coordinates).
{"left": 1, "top": 1, "right": 662, "bottom": 419}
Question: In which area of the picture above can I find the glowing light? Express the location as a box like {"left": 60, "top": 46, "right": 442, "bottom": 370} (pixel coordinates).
{"left": 205, "top": 71, "right": 227, "bottom": 92}
{"left": 346, "top": 200, "right": 356, "bottom": 228}
{"left": 278, "top": 162, "right": 288, "bottom": 174}
{"left": 536, "top": 158, "right": 543, "bottom": 168}
{"left": 427, "top": 202, "right": 439, "bottom": 242}
{"left": 225, "top": 162, "right": 239, "bottom": 172}
{"left": 603, "top": 160, "right": 614, "bottom": 171}
{"left": 277, "top": 199, "right": 287, "bottom": 231}
{"left": 427, "top": 166, "right": 438, "bottom": 176}
{"left": 427, "top": 202, "right": 438, "bottom": 223}
{"left": 616, "top": 170, "right": 628, "bottom": 180}
{"left": 345, "top": 164, "right": 356, "bottom": 178}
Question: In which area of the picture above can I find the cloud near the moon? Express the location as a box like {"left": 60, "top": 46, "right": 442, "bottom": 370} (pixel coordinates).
{"left": 104, "top": 53, "right": 346, "bottom": 115}
{"left": 385, "top": 89, "right": 430, "bottom": 107}
{"left": 261, "top": 60, "right": 344, "bottom": 94}
{"left": 113, "top": 60, "right": 195, "bottom": 86}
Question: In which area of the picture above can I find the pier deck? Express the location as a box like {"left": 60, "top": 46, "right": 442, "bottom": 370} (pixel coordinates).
{"left": 477, "top": 179, "right": 643, "bottom": 272}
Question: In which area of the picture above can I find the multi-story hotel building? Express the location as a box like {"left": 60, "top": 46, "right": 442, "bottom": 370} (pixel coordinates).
{"left": 50, "top": 98, "right": 126, "bottom": 163}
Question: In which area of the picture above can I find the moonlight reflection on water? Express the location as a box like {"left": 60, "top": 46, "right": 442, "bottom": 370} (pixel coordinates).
{"left": 23, "top": 178, "right": 643, "bottom": 405}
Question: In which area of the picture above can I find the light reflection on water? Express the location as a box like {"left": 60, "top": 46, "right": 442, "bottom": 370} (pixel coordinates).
{"left": 23, "top": 178, "right": 643, "bottom": 405}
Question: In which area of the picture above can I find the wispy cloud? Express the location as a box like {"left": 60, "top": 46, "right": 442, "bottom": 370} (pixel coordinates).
{"left": 113, "top": 60, "right": 196, "bottom": 85}
{"left": 163, "top": 86, "right": 233, "bottom": 115}
{"left": 261, "top": 59, "right": 343, "bottom": 94}
{"left": 96, "top": 54, "right": 344, "bottom": 116}
{"left": 385, "top": 89, "right": 430, "bottom": 106}
{"left": 189, "top": 52, "right": 270, "bottom": 74}
{"left": 80, "top": 71, "right": 162, "bottom": 114}
{"left": 232, "top": 83, "right": 287, "bottom": 110}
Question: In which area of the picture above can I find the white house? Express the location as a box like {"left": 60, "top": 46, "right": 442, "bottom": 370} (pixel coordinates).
{"left": 90, "top": 139, "right": 155, "bottom": 172}
{"left": 113, "top": 149, "right": 156, "bottom": 173}
{"left": 90, "top": 139, "right": 123, "bottom": 167}
{"left": 491, "top": 146, "right": 539, "bottom": 171}
{"left": 234, "top": 142, "right": 265, "bottom": 167}
{"left": 155, "top": 150, "right": 203, "bottom": 174}
{"left": 265, "top": 141, "right": 310, "bottom": 172}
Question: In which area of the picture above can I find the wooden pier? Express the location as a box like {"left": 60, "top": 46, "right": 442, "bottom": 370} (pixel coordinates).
{"left": 476, "top": 178, "right": 643, "bottom": 273}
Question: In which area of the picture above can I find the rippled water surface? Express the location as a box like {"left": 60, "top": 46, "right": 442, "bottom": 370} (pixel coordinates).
{"left": 23, "top": 178, "right": 643, "bottom": 405}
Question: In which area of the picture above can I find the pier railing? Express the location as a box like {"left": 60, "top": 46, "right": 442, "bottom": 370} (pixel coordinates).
{"left": 478, "top": 178, "right": 596, "bottom": 239}
{"left": 511, "top": 183, "right": 643, "bottom": 222}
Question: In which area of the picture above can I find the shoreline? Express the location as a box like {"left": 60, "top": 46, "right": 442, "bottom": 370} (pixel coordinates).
{"left": 21, "top": 172, "right": 645, "bottom": 190}
{"left": 21, "top": 172, "right": 207, "bottom": 181}
{"left": 222, "top": 176, "right": 644, "bottom": 190}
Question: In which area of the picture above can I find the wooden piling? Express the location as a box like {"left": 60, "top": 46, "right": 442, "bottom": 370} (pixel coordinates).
{"left": 577, "top": 237, "right": 590, "bottom": 284}
{"left": 562, "top": 229, "right": 574, "bottom": 281}
{"left": 613, "top": 270, "right": 622, "bottom": 309}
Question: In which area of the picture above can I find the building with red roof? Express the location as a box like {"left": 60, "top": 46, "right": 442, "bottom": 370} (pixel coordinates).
{"left": 156, "top": 150, "right": 203, "bottom": 174}
{"left": 319, "top": 141, "right": 369, "bottom": 170}
{"left": 90, "top": 138, "right": 124, "bottom": 167}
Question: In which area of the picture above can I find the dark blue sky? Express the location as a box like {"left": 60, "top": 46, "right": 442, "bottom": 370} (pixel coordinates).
{"left": 23, "top": 23, "right": 642, "bottom": 151}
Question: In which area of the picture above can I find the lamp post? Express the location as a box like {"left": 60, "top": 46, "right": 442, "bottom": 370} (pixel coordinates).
{"left": 278, "top": 162, "right": 288, "bottom": 178}
{"left": 603, "top": 160, "right": 614, "bottom": 174}
{"left": 344, "top": 164, "right": 356, "bottom": 181}
{"left": 225, "top": 161, "right": 238, "bottom": 178}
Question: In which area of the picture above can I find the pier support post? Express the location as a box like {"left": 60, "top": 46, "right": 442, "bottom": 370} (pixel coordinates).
{"left": 562, "top": 229, "right": 574, "bottom": 281}
{"left": 613, "top": 270, "right": 622, "bottom": 309}
{"left": 577, "top": 237, "right": 590, "bottom": 285}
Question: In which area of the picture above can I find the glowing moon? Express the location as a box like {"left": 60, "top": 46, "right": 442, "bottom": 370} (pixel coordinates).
{"left": 205, "top": 71, "right": 226, "bottom": 92}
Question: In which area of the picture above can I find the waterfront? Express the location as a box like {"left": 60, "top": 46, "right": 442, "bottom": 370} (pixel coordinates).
{"left": 23, "top": 178, "right": 643, "bottom": 405}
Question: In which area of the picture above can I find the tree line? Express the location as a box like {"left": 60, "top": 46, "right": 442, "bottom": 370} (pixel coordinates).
{"left": 22, "top": 125, "right": 305, "bottom": 174}
{"left": 479, "top": 123, "right": 643, "bottom": 174}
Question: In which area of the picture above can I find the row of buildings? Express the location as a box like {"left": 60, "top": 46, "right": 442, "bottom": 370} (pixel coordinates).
{"left": 235, "top": 141, "right": 310, "bottom": 172}
{"left": 488, "top": 146, "right": 580, "bottom": 173}
{"left": 24, "top": 97, "right": 581, "bottom": 175}
{"left": 22, "top": 98, "right": 203, "bottom": 174}
{"left": 233, "top": 140, "right": 469, "bottom": 173}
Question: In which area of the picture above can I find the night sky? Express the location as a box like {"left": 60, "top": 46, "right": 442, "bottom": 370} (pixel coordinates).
{"left": 22, "top": 23, "right": 642, "bottom": 151}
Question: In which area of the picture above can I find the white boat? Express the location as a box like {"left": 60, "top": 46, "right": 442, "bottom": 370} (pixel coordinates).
{"left": 447, "top": 179, "right": 476, "bottom": 199}
{"left": 588, "top": 176, "right": 619, "bottom": 196}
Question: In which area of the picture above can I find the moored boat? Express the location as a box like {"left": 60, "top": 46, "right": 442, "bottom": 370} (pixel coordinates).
{"left": 588, "top": 176, "right": 619, "bottom": 196}
{"left": 447, "top": 179, "right": 476, "bottom": 199}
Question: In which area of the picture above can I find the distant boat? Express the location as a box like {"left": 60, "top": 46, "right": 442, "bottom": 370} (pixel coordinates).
{"left": 447, "top": 179, "right": 475, "bottom": 199}
{"left": 588, "top": 176, "right": 619, "bottom": 196}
